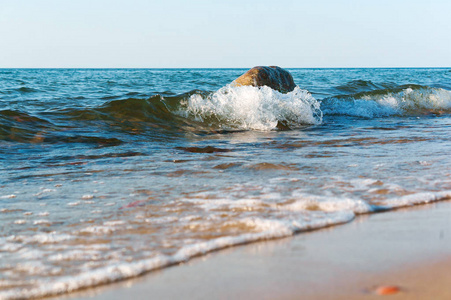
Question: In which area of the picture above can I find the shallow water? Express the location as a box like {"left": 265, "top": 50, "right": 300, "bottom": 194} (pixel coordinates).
{"left": 1, "top": 68, "right": 451, "bottom": 299}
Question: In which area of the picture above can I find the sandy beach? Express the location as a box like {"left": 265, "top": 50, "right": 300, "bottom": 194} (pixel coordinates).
{"left": 52, "top": 200, "right": 451, "bottom": 300}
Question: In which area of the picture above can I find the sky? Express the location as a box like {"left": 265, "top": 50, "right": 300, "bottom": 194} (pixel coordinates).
{"left": 0, "top": 0, "right": 450, "bottom": 68}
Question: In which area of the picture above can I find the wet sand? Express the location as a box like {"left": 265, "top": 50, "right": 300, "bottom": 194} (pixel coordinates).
{"left": 62, "top": 200, "right": 451, "bottom": 300}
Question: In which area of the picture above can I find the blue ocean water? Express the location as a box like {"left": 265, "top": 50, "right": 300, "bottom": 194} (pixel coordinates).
{"left": 1, "top": 68, "right": 451, "bottom": 299}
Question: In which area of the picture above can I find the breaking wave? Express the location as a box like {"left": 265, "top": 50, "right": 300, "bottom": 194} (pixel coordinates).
{"left": 322, "top": 85, "right": 451, "bottom": 118}
{"left": 177, "top": 85, "right": 322, "bottom": 130}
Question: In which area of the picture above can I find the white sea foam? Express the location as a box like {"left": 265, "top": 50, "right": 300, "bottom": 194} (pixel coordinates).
{"left": 0, "top": 240, "right": 22, "bottom": 252}
{"left": 0, "top": 212, "right": 353, "bottom": 300}
{"left": 322, "top": 87, "right": 451, "bottom": 117}
{"left": 178, "top": 85, "right": 322, "bottom": 130}
{"left": 78, "top": 225, "right": 119, "bottom": 235}
{"left": 33, "top": 219, "right": 51, "bottom": 225}
{"left": 145, "top": 216, "right": 179, "bottom": 224}
{"left": 182, "top": 186, "right": 450, "bottom": 217}
{"left": 6, "top": 233, "right": 74, "bottom": 244}
{"left": 283, "top": 196, "right": 373, "bottom": 214}
{"left": 48, "top": 250, "right": 104, "bottom": 262}
{"left": 379, "top": 190, "right": 451, "bottom": 209}
{"left": 2, "top": 188, "right": 451, "bottom": 299}
{"left": 103, "top": 220, "right": 125, "bottom": 226}
{"left": 183, "top": 197, "right": 266, "bottom": 211}
{"left": 177, "top": 86, "right": 451, "bottom": 126}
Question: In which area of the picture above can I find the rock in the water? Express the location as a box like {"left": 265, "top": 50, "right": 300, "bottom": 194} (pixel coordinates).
{"left": 232, "top": 66, "right": 296, "bottom": 93}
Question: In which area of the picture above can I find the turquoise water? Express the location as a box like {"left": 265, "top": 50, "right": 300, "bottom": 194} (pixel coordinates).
{"left": 1, "top": 68, "right": 451, "bottom": 299}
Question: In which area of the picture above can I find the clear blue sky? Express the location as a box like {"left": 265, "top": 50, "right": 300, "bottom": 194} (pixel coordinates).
{"left": 0, "top": 0, "right": 450, "bottom": 68}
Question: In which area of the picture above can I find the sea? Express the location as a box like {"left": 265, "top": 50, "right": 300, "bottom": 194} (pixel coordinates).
{"left": 1, "top": 68, "right": 450, "bottom": 299}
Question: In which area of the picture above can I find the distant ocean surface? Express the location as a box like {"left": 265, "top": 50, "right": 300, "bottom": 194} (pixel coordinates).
{"left": 1, "top": 68, "right": 451, "bottom": 299}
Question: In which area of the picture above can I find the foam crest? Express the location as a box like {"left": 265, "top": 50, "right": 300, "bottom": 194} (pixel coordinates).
{"left": 6, "top": 233, "right": 74, "bottom": 244}
{"left": 380, "top": 190, "right": 451, "bottom": 209}
{"left": 178, "top": 85, "right": 322, "bottom": 130}
{"left": 322, "top": 87, "right": 451, "bottom": 117}
{"left": 0, "top": 213, "right": 353, "bottom": 300}
{"left": 283, "top": 196, "right": 373, "bottom": 214}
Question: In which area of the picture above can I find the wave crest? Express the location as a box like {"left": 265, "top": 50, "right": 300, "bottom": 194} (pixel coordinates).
{"left": 176, "top": 85, "right": 322, "bottom": 131}
{"left": 322, "top": 86, "right": 451, "bottom": 118}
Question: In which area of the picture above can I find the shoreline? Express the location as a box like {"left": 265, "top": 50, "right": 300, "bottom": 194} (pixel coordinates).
{"left": 56, "top": 200, "right": 451, "bottom": 300}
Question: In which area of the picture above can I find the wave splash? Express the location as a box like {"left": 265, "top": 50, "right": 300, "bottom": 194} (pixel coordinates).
{"left": 176, "top": 85, "right": 323, "bottom": 131}
{"left": 322, "top": 85, "right": 451, "bottom": 118}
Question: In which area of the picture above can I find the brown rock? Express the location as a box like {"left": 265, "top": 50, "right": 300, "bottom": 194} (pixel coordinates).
{"left": 232, "top": 66, "right": 296, "bottom": 93}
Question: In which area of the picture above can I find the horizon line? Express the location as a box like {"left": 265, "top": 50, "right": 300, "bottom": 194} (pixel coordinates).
{"left": 0, "top": 67, "right": 450, "bottom": 70}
